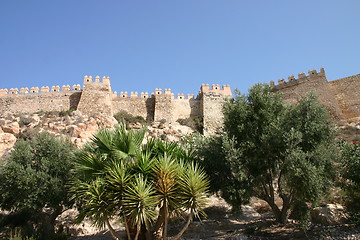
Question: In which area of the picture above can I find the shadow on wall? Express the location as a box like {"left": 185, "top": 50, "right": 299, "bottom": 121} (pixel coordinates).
{"left": 69, "top": 92, "right": 82, "bottom": 110}
{"left": 145, "top": 98, "right": 155, "bottom": 121}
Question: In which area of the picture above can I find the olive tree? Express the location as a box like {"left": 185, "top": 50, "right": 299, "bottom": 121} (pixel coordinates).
{"left": 199, "top": 84, "right": 336, "bottom": 223}
{"left": 0, "top": 133, "right": 77, "bottom": 239}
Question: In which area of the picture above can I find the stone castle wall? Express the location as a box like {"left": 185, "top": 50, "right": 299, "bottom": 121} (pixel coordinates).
{"left": 200, "top": 84, "right": 232, "bottom": 136}
{"left": 271, "top": 68, "right": 360, "bottom": 121}
{"left": 271, "top": 68, "right": 344, "bottom": 120}
{"left": 77, "top": 76, "right": 113, "bottom": 116}
{"left": 329, "top": 74, "right": 360, "bottom": 120}
{"left": 3, "top": 68, "right": 359, "bottom": 135}
{"left": 0, "top": 76, "right": 231, "bottom": 135}
{"left": 0, "top": 85, "right": 82, "bottom": 115}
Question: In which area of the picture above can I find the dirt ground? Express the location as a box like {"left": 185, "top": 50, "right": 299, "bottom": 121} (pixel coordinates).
{"left": 65, "top": 196, "right": 360, "bottom": 240}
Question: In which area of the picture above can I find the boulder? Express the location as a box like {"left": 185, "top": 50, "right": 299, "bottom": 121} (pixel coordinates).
{"left": 67, "top": 125, "right": 80, "bottom": 138}
{"left": 27, "top": 114, "right": 41, "bottom": 128}
{"left": 311, "top": 204, "right": 348, "bottom": 225}
{"left": 2, "top": 122, "right": 20, "bottom": 135}
{"left": 0, "top": 133, "right": 17, "bottom": 158}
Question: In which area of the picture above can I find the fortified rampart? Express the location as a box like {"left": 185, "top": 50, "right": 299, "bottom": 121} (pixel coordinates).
{"left": 2, "top": 68, "right": 359, "bottom": 136}
{"left": 270, "top": 68, "right": 360, "bottom": 121}
{"left": 0, "top": 76, "right": 232, "bottom": 135}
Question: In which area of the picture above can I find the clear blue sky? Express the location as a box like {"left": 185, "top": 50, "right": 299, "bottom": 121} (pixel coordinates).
{"left": 1, "top": 0, "right": 359, "bottom": 96}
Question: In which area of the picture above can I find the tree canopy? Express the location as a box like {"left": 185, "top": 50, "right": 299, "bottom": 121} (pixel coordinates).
{"left": 72, "top": 124, "right": 209, "bottom": 240}
{"left": 0, "top": 133, "right": 77, "bottom": 239}
{"left": 198, "top": 84, "right": 337, "bottom": 223}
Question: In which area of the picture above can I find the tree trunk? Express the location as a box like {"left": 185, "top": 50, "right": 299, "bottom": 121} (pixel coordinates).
{"left": 39, "top": 206, "right": 63, "bottom": 240}
{"left": 172, "top": 210, "right": 193, "bottom": 240}
{"left": 134, "top": 220, "right": 141, "bottom": 240}
{"left": 163, "top": 201, "right": 168, "bottom": 240}
{"left": 106, "top": 219, "right": 122, "bottom": 240}
{"left": 154, "top": 203, "right": 166, "bottom": 239}
{"left": 268, "top": 200, "right": 290, "bottom": 224}
{"left": 123, "top": 215, "right": 131, "bottom": 240}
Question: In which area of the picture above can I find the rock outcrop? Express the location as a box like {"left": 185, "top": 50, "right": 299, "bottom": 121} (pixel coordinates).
{"left": 311, "top": 204, "right": 348, "bottom": 225}
{"left": 0, "top": 111, "right": 196, "bottom": 159}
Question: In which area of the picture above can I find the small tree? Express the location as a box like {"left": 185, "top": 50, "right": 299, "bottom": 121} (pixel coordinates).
{"left": 199, "top": 84, "right": 336, "bottom": 223}
{"left": 339, "top": 141, "right": 360, "bottom": 222}
{"left": 72, "top": 124, "right": 209, "bottom": 240}
{"left": 0, "top": 133, "right": 76, "bottom": 239}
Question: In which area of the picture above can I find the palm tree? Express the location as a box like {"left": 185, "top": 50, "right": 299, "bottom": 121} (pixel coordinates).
{"left": 72, "top": 123, "right": 210, "bottom": 240}
{"left": 123, "top": 175, "right": 158, "bottom": 240}
{"left": 152, "top": 154, "right": 181, "bottom": 239}
{"left": 173, "top": 162, "right": 209, "bottom": 240}
{"left": 73, "top": 178, "right": 121, "bottom": 240}
{"left": 73, "top": 124, "right": 146, "bottom": 239}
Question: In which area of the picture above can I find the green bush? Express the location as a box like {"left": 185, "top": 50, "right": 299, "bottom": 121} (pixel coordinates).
{"left": 18, "top": 115, "right": 33, "bottom": 127}
{"left": 339, "top": 141, "right": 360, "bottom": 223}
{"left": 0, "top": 133, "right": 77, "bottom": 239}
{"left": 113, "top": 110, "right": 146, "bottom": 125}
{"left": 177, "top": 117, "right": 203, "bottom": 133}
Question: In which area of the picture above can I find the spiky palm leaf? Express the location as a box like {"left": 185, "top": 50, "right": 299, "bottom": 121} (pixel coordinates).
{"left": 111, "top": 124, "right": 146, "bottom": 159}
{"left": 74, "top": 178, "right": 117, "bottom": 229}
{"left": 178, "top": 162, "right": 210, "bottom": 219}
{"left": 106, "top": 161, "right": 132, "bottom": 198}
{"left": 153, "top": 154, "right": 182, "bottom": 210}
{"left": 75, "top": 152, "right": 108, "bottom": 181}
{"left": 123, "top": 175, "right": 158, "bottom": 237}
{"left": 133, "top": 151, "right": 155, "bottom": 177}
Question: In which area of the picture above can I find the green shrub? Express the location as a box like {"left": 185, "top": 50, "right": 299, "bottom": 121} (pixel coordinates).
{"left": 0, "top": 133, "right": 77, "bottom": 239}
{"left": 58, "top": 109, "right": 74, "bottom": 117}
{"left": 18, "top": 115, "right": 33, "bottom": 127}
{"left": 113, "top": 110, "right": 146, "bottom": 125}
{"left": 339, "top": 141, "right": 360, "bottom": 223}
{"left": 177, "top": 117, "right": 203, "bottom": 133}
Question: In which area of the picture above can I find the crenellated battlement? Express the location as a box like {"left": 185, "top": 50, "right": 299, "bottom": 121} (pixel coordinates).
{"left": 0, "top": 75, "right": 232, "bottom": 136}
{"left": 271, "top": 67, "right": 326, "bottom": 90}
{"left": 83, "top": 75, "right": 110, "bottom": 86}
{"left": 2, "top": 70, "right": 360, "bottom": 134}
{"left": 175, "top": 93, "right": 195, "bottom": 100}
{"left": 0, "top": 84, "right": 81, "bottom": 96}
{"left": 200, "top": 84, "right": 232, "bottom": 96}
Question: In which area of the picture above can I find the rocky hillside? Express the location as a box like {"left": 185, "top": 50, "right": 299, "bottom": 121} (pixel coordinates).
{"left": 0, "top": 111, "right": 195, "bottom": 160}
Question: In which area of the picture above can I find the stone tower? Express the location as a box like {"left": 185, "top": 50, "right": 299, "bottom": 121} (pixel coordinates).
{"left": 200, "top": 84, "right": 232, "bottom": 136}
{"left": 77, "top": 76, "right": 113, "bottom": 116}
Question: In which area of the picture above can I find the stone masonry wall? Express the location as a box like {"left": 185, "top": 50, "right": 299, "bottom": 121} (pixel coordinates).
{"left": 271, "top": 68, "right": 343, "bottom": 120}
{"left": 200, "top": 84, "right": 232, "bottom": 136}
{"left": 172, "top": 98, "right": 201, "bottom": 121}
{"left": 0, "top": 77, "right": 228, "bottom": 136}
{"left": 77, "top": 76, "right": 113, "bottom": 116}
{"left": 154, "top": 89, "right": 175, "bottom": 122}
{"left": 3, "top": 69, "right": 360, "bottom": 136}
{"left": 112, "top": 97, "right": 155, "bottom": 120}
{"left": 0, "top": 87, "right": 81, "bottom": 115}
{"left": 153, "top": 88, "right": 203, "bottom": 124}
{"left": 329, "top": 74, "right": 360, "bottom": 120}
